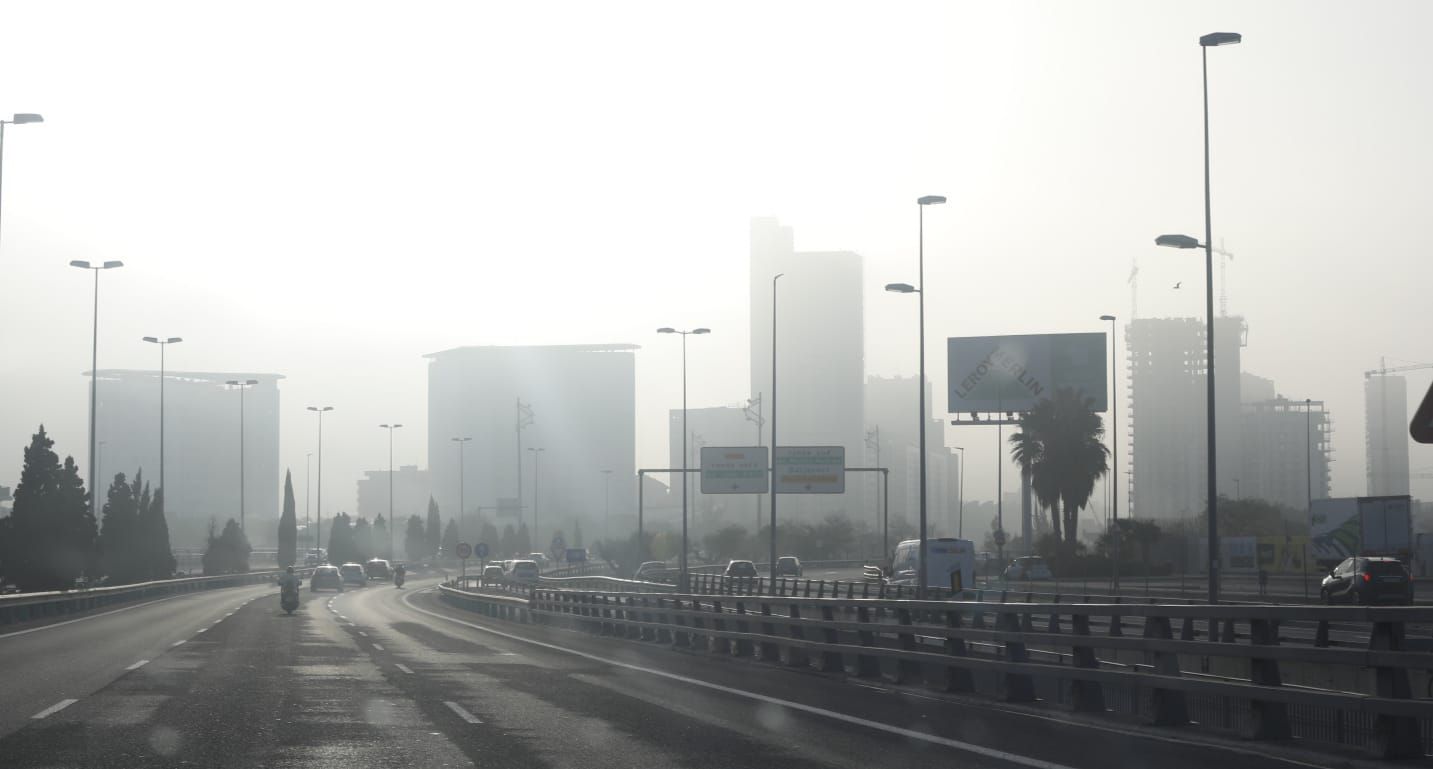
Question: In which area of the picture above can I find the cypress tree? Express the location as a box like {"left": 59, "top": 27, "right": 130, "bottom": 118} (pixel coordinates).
{"left": 353, "top": 517, "right": 373, "bottom": 562}
{"left": 441, "top": 518, "right": 459, "bottom": 561}
{"left": 8, "top": 426, "right": 97, "bottom": 591}
{"left": 327, "top": 513, "right": 355, "bottom": 565}
{"left": 373, "top": 515, "right": 389, "bottom": 560}
{"left": 278, "top": 471, "right": 297, "bottom": 568}
{"left": 143, "top": 486, "right": 176, "bottom": 579}
{"left": 404, "top": 515, "right": 426, "bottom": 561}
{"left": 100, "top": 472, "right": 140, "bottom": 584}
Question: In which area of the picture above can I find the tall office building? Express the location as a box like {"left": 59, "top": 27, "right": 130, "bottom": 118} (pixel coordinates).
{"left": 425, "top": 344, "right": 637, "bottom": 546}
{"left": 1127, "top": 317, "right": 1244, "bottom": 520}
{"left": 1365, "top": 374, "right": 1410, "bottom": 496}
{"left": 749, "top": 217, "right": 867, "bottom": 520}
{"left": 355, "top": 465, "right": 432, "bottom": 523}
{"left": 90, "top": 369, "right": 283, "bottom": 544}
{"left": 864, "top": 375, "right": 961, "bottom": 537}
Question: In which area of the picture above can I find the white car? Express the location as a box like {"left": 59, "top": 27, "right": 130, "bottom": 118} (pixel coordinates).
{"left": 1003, "top": 556, "right": 1053, "bottom": 581}
{"left": 505, "top": 560, "right": 540, "bottom": 583}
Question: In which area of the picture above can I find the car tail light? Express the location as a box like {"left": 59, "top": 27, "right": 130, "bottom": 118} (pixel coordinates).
{"left": 1362, "top": 573, "right": 1371, "bottom": 583}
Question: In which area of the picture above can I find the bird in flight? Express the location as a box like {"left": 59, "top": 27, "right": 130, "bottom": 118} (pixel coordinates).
{"left": 1173, "top": 281, "right": 1182, "bottom": 289}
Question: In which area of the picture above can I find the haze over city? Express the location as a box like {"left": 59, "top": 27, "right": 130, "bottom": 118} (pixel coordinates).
{"left": 1, "top": 0, "right": 1430, "bottom": 522}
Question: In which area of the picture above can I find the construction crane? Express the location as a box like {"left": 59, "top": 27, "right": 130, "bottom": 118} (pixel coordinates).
{"left": 1214, "top": 240, "right": 1234, "bottom": 316}
{"left": 1364, "top": 358, "right": 1433, "bottom": 494}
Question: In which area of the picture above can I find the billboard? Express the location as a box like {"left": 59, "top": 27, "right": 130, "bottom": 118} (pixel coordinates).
{"left": 699, "top": 447, "right": 769, "bottom": 494}
{"left": 774, "top": 446, "right": 845, "bottom": 494}
{"left": 947, "top": 333, "right": 1107, "bottom": 414}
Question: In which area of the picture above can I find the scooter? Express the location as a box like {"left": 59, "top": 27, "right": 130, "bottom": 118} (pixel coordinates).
{"left": 394, "top": 571, "right": 405, "bottom": 588}
{"left": 280, "top": 585, "right": 299, "bottom": 615}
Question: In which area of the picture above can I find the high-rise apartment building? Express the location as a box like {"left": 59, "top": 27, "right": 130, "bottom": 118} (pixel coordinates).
{"left": 1366, "top": 374, "right": 1411, "bottom": 496}
{"left": 1238, "top": 397, "right": 1332, "bottom": 512}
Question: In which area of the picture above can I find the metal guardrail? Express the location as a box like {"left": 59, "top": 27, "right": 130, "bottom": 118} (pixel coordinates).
{"left": 439, "top": 580, "right": 1433, "bottom": 760}
{"left": 0, "top": 568, "right": 316, "bottom": 626}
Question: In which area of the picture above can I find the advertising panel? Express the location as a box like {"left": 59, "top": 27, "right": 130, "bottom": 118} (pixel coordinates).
{"left": 774, "top": 446, "right": 845, "bottom": 494}
{"left": 699, "top": 447, "right": 770, "bottom": 494}
{"left": 947, "top": 333, "right": 1107, "bottom": 414}
{"left": 1255, "top": 536, "right": 1309, "bottom": 575}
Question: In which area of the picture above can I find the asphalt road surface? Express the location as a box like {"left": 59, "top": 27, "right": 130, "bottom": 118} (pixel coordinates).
{"left": 0, "top": 574, "right": 1378, "bottom": 768}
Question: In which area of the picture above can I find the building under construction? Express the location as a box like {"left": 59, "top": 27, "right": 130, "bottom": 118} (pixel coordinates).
{"left": 1238, "top": 397, "right": 1332, "bottom": 512}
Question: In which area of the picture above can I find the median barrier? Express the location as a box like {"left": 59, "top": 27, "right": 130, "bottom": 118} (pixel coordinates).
{"left": 0, "top": 568, "right": 316, "bottom": 626}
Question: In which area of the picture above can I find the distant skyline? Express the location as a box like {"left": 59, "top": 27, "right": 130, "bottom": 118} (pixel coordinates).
{"left": 1, "top": 1, "right": 1430, "bottom": 518}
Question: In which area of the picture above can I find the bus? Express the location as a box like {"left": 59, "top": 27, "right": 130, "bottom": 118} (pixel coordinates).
{"left": 888, "top": 538, "right": 975, "bottom": 594}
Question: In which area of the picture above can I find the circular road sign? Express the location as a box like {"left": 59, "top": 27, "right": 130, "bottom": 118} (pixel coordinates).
{"left": 551, "top": 534, "right": 565, "bottom": 553}
{"left": 475, "top": 542, "right": 489, "bottom": 559}
{"left": 993, "top": 529, "right": 1007, "bottom": 547}
{"left": 456, "top": 542, "right": 472, "bottom": 560}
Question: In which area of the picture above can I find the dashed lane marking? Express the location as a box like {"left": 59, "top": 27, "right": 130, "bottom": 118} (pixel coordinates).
{"left": 171, "top": 640, "right": 186, "bottom": 647}
{"left": 125, "top": 659, "right": 150, "bottom": 671}
{"left": 395, "top": 663, "right": 414, "bottom": 674}
{"left": 31, "top": 699, "right": 78, "bottom": 719}
{"left": 358, "top": 631, "right": 368, "bottom": 637}
{"left": 194, "top": 628, "right": 206, "bottom": 634}
{"left": 444, "top": 701, "right": 483, "bottom": 724}
{"left": 372, "top": 643, "right": 384, "bottom": 651}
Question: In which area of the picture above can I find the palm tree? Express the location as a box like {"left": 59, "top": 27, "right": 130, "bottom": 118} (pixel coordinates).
{"left": 1008, "top": 388, "right": 1110, "bottom": 547}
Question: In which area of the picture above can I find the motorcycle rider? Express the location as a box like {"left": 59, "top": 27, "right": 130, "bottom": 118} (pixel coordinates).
{"left": 393, "top": 562, "right": 406, "bottom": 587}
{"left": 279, "top": 566, "right": 301, "bottom": 593}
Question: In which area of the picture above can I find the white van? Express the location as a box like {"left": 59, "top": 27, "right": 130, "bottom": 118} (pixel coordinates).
{"left": 888, "top": 538, "right": 975, "bottom": 594}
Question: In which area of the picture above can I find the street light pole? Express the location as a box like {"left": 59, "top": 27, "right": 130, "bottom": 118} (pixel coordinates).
{"left": 528, "top": 446, "right": 545, "bottom": 553}
{"left": 306, "top": 452, "right": 312, "bottom": 557}
{"left": 770, "top": 275, "right": 782, "bottom": 577}
{"left": 0, "top": 113, "right": 43, "bottom": 250}
{"left": 307, "top": 406, "right": 333, "bottom": 559}
{"left": 72, "top": 259, "right": 124, "bottom": 520}
{"left": 452, "top": 437, "right": 471, "bottom": 546}
{"left": 227, "top": 379, "right": 259, "bottom": 531}
{"left": 1100, "top": 314, "right": 1120, "bottom": 590}
{"left": 142, "top": 336, "right": 182, "bottom": 515}
{"left": 1153, "top": 31, "right": 1240, "bottom": 605}
{"left": 601, "top": 469, "right": 613, "bottom": 543}
{"left": 658, "top": 326, "right": 710, "bottom": 590}
{"left": 953, "top": 446, "right": 965, "bottom": 538}
{"left": 886, "top": 194, "right": 946, "bottom": 599}
{"left": 380, "top": 424, "right": 404, "bottom": 560}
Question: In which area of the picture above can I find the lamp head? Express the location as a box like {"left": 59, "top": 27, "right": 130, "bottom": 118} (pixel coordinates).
{"left": 692, "top": 328, "right": 710, "bottom": 335}
{"left": 168, "top": 337, "right": 183, "bottom": 344}
{"left": 69, "top": 260, "right": 92, "bottom": 269}
{"left": 143, "top": 336, "right": 159, "bottom": 343}
{"left": 1099, "top": 315, "right": 1116, "bottom": 321}
{"left": 1155, "top": 234, "right": 1202, "bottom": 249}
{"left": 657, "top": 327, "right": 675, "bottom": 334}
{"left": 917, "top": 195, "right": 947, "bottom": 206}
{"left": 11, "top": 113, "right": 43, "bottom": 124}
{"left": 1200, "top": 32, "right": 1242, "bottom": 47}
{"left": 102, "top": 261, "right": 124, "bottom": 269}
{"left": 884, "top": 282, "right": 917, "bottom": 294}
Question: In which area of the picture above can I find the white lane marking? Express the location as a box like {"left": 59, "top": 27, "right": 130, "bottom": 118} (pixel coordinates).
{"left": 31, "top": 699, "right": 79, "bottom": 719}
{"left": 444, "top": 701, "right": 483, "bottom": 724}
{"left": 372, "top": 643, "right": 384, "bottom": 651}
{"left": 395, "top": 663, "right": 414, "bottom": 674}
{"left": 125, "top": 659, "right": 150, "bottom": 671}
{"left": 194, "top": 628, "right": 207, "bottom": 634}
{"left": 339, "top": 615, "right": 348, "bottom": 620}
{"left": 0, "top": 588, "right": 258, "bottom": 642}
{"left": 171, "top": 640, "right": 186, "bottom": 647}
{"left": 358, "top": 631, "right": 368, "bottom": 637}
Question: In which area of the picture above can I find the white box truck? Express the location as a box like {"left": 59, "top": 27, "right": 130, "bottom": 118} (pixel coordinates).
{"left": 1311, "top": 495, "right": 1413, "bottom": 568}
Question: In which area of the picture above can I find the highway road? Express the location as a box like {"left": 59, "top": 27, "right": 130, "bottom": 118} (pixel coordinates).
{"left": 0, "top": 574, "right": 1378, "bottom": 768}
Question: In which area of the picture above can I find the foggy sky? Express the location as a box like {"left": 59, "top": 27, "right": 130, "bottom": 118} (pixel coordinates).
{"left": 1, "top": 0, "right": 1430, "bottom": 521}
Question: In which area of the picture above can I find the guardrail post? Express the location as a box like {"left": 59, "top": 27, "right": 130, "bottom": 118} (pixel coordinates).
{"left": 1068, "top": 612, "right": 1104, "bottom": 712}
{"left": 758, "top": 602, "right": 780, "bottom": 662}
{"left": 655, "top": 597, "right": 673, "bottom": 644}
{"left": 1180, "top": 617, "right": 1195, "bottom": 641}
{"left": 732, "top": 601, "right": 753, "bottom": 657}
{"left": 1109, "top": 597, "right": 1123, "bottom": 637}
{"left": 784, "top": 603, "right": 811, "bottom": 668}
{"left": 1220, "top": 618, "right": 1236, "bottom": 643}
{"left": 689, "top": 599, "right": 708, "bottom": 649}
{"left": 1048, "top": 597, "right": 1061, "bottom": 634}
{"left": 671, "top": 597, "right": 690, "bottom": 648}
{"left": 1369, "top": 616, "right": 1421, "bottom": 759}
{"left": 1245, "top": 617, "right": 1290, "bottom": 740}
{"left": 997, "top": 611, "right": 1035, "bottom": 702}
{"left": 941, "top": 608, "right": 974, "bottom": 692}
{"left": 1314, "top": 619, "right": 1330, "bottom": 648}
{"left": 709, "top": 600, "right": 732, "bottom": 654}
{"left": 888, "top": 607, "right": 921, "bottom": 684}
{"left": 854, "top": 605, "right": 881, "bottom": 677}
{"left": 819, "top": 604, "right": 844, "bottom": 672}
{"left": 1139, "top": 615, "right": 1188, "bottom": 726}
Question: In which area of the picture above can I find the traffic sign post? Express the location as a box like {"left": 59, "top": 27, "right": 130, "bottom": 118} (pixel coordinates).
{"left": 456, "top": 542, "right": 472, "bottom": 580}
{"left": 474, "top": 542, "right": 489, "bottom": 571}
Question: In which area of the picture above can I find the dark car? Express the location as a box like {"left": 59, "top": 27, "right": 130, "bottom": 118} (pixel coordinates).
{"left": 774, "top": 556, "right": 802, "bottom": 577}
{"left": 339, "top": 562, "right": 368, "bottom": 587}
{"left": 1321, "top": 556, "right": 1413, "bottom": 605}
{"left": 364, "top": 559, "right": 392, "bottom": 581}
{"left": 310, "top": 565, "right": 343, "bottom": 592}
{"left": 723, "top": 560, "right": 759, "bottom": 579}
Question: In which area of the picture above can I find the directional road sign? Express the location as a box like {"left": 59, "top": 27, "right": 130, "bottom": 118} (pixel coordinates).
{"left": 700, "top": 446, "right": 770, "bottom": 494}
{"left": 774, "top": 446, "right": 845, "bottom": 494}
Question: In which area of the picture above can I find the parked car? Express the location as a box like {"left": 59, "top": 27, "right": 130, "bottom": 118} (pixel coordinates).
{"left": 1321, "top": 556, "right": 1413, "bottom": 605}
{"left": 1003, "top": 556, "right": 1053, "bottom": 581}
{"left": 364, "top": 559, "right": 392, "bottom": 581}
{"left": 633, "top": 561, "right": 668, "bottom": 580}
{"left": 505, "top": 560, "right": 540, "bottom": 584}
{"left": 338, "top": 562, "right": 367, "bottom": 587}
{"left": 723, "top": 560, "right": 759, "bottom": 579}
{"left": 774, "top": 556, "right": 803, "bottom": 577}
{"left": 481, "top": 564, "right": 506, "bottom": 585}
{"left": 310, "top": 565, "right": 343, "bottom": 592}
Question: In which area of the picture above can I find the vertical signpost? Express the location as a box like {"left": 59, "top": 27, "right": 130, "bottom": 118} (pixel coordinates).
{"left": 475, "top": 542, "right": 489, "bottom": 573}
{"left": 456, "top": 541, "right": 472, "bottom": 582}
